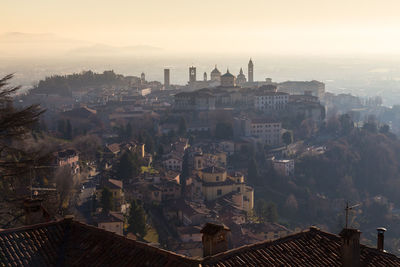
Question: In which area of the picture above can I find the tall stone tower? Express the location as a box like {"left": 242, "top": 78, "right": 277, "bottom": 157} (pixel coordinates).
{"left": 140, "top": 72, "right": 146, "bottom": 84}
{"left": 164, "top": 69, "right": 170, "bottom": 89}
{"left": 189, "top": 66, "right": 196, "bottom": 83}
{"left": 248, "top": 58, "right": 254, "bottom": 83}
{"left": 204, "top": 72, "right": 207, "bottom": 81}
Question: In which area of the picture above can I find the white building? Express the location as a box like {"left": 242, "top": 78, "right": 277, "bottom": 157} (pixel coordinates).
{"left": 248, "top": 119, "right": 282, "bottom": 146}
{"left": 272, "top": 159, "right": 294, "bottom": 176}
{"left": 254, "top": 91, "right": 289, "bottom": 111}
{"left": 162, "top": 154, "right": 183, "bottom": 171}
{"left": 94, "top": 212, "right": 124, "bottom": 236}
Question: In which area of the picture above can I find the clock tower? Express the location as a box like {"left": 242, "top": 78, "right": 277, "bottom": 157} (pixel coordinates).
{"left": 189, "top": 66, "right": 196, "bottom": 83}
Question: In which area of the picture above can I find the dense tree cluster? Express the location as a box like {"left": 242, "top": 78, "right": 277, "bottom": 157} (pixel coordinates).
{"left": 297, "top": 121, "right": 400, "bottom": 202}
{"left": 255, "top": 199, "right": 278, "bottom": 223}
{"left": 31, "top": 70, "right": 128, "bottom": 96}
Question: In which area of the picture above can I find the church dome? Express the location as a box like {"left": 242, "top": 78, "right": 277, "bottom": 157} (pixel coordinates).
{"left": 211, "top": 65, "right": 221, "bottom": 75}
{"left": 221, "top": 69, "right": 234, "bottom": 78}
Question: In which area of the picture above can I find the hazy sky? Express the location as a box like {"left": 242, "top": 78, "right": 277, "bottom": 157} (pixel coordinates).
{"left": 3, "top": 0, "right": 400, "bottom": 55}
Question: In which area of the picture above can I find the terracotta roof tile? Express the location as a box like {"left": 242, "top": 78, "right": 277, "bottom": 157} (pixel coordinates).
{"left": 202, "top": 227, "right": 400, "bottom": 267}
{"left": 0, "top": 219, "right": 199, "bottom": 267}
{"left": 2, "top": 220, "right": 400, "bottom": 266}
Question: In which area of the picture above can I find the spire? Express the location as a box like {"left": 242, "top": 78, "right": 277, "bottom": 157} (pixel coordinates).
{"left": 226, "top": 68, "right": 230, "bottom": 74}
{"left": 240, "top": 68, "right": 243, "bottom": 74}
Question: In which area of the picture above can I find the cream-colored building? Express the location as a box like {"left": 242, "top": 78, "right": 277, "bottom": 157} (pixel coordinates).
{"left": 198, "top": 167, "right": 254, "bottom": 212}
{"left": 94, "top": 212, "right": 124, "bottom": 236}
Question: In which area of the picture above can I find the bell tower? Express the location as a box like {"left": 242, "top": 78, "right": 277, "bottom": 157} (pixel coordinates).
{"left": 189, "top": 66, "right": 196, "bottom": 83}
{"left": 248, "top": 58, "right": 254, "bottom": 83}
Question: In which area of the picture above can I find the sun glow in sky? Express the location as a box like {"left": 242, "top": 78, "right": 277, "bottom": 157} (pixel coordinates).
{"left": 3, "top": 0, "right": 400, "bottom": 55}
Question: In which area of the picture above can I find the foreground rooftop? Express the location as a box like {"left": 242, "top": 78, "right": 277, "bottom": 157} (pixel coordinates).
{"left": 1, "top": 219, "right": 400, "bottom": 266}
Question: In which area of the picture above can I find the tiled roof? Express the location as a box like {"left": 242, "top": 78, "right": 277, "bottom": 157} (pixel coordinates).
{"left": 106, "top": 143, "right": 121, "bottom": 154}
{"left": 0, "top": 218, "right": 200, "bottom": 267}
{"left": 202, "top": 227, "right": 400, "bottom": 267}
{"left": 93, "top": 212, "right": 124, "bottom": 224}
{"left": 106, "top": 178, "right": 123, "bottom": 189}
{"left": 62, "top": 107, "right": 97, "bottom": 118}
{"left": 2, "top": 220, "right": 400, "bottom": 267}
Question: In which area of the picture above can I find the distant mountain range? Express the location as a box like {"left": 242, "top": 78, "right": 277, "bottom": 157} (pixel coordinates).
{"left": 67, "top": 44, "right": 162, "bottom": 56}
{"left": 0, "top": 32, "right": 84, "bottom": 44}
{"left": 0, "top": 32, "right": 162, "bottom": 57}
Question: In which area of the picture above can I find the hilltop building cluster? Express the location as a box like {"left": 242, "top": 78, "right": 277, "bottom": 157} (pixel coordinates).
{"left": 7, "top": 56, "right": 396, "bottom": 266}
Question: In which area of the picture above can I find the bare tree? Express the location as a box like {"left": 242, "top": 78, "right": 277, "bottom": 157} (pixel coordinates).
{"left": 55, "top": 166, "right": 74, "bottom": 211}
{"left": 72, "top": 134, "right": 101, "bottom": 162}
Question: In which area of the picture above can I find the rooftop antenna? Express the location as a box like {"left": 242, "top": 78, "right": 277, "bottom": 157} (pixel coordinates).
{"left": 345, "top": 201, "right": 361, "bottom": 228}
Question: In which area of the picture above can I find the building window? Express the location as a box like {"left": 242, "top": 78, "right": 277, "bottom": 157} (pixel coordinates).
{"left": 216, "top": 176, "right": 220, "bottom": 181}
{"left": 237, "top": 187, "right": 241, "bottom": 192}
{"left": 217, "top": 189, "right": 222, "bottom": 196}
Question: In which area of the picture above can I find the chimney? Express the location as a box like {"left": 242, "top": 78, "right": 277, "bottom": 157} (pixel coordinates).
{"left": 200, "top": 223, "right": 231, "bottom": 257}
{"left": 377, "top": 227, "right": 386, "bottom": 252}
{"left": 23, "top": 198, "right": 50, "bottom": 225}
{"left": 339, "top": 228, "right": 361, "bottom": 267}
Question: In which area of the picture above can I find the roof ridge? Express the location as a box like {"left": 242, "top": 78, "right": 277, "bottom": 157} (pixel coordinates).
{"left": 201, "top": 227, "right": 339, "bottom": 263}
{"left": 70, "top": 220, "right": 201, "bottom": 263}
{"left": 0, "top": 218, "right": 65, "bottom": 234}
{"left": 360, "top": 244, "right": 400, "bottom": 259}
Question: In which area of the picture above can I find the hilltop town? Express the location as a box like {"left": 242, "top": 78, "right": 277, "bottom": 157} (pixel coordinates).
{"left": 3, "top": 58, "right": 400, "bottom": 259}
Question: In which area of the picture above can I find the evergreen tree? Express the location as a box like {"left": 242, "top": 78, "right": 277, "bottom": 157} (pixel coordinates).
{"left": 127, "top": 199, "right": 147, "bottom": 240}
{"left": 247, "top": 156, "right": 259, "bottom": 185}
{"left": 57, "top": 119, "right": 65, "bottom": 136}
{"left": 126, "top": 123, "right": 133, "bottom": 140}
{"left": 144, "top": 134, "right": 155, "bottom": 154}
{"left": 178, "top": 117, "right": 187, "bottom": 135}
{"left": 282, "top": 131, "right": 293, "bottom": 146}
{"left": 181, "top": 151, "right": 190, "bottom": 194}
{"left": 65, "top": 119, "right": 72, "bottom": 140}
{"left": 114, "top": 151, "right": 140, "bottom": 181}
{"left": 101, "top": 187, "right": 113, "bottom": 213}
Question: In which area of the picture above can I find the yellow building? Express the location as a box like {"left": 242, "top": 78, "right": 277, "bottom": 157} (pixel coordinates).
{"left": 199, "top": 167, "right": 254, "bottom": 212}
{"left": 97, "top": 179, "right": 124, "bottom": 212}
